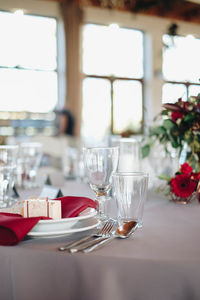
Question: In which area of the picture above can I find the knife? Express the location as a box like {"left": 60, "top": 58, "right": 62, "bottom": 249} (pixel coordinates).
{"left": 82, "top": 236, "right": 115, "bottom": 253}
{"left": 68, "top": 236, "right": 109, "bottom": 253}
{"left": 59, "top": 235, "right": 96, "bottom": 251}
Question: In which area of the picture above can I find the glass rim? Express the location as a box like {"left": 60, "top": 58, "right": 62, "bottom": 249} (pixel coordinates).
{"left": 119, "top": 138, "right": 138, "bottom": 143}
{"left": 0, "top": 165, "right": 16, "bottom": 169}
{"left": 113, "top": 171, "right": 149, "bottom": 177}
{"left": 83, "top": 146, "right": 119, "bottom": 151}
{"left": 0, "top": 145, "right": 18, "bottom": 149}
{"left": 20, "top": 142, "right": 42, "bottom": 148}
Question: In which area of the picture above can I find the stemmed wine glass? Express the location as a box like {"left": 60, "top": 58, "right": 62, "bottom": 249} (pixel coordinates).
{"left": 83, "top": 146, "right": 119, "bottom": 220}
{"left": 17, "top": 142, "right": 43, "bottom": 189}
{"left": 0, "top": 145, "right": 18, "bottom": 207}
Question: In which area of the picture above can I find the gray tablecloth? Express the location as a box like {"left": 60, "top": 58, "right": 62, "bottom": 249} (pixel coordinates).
{"left": 0, "top": 173, "right": 200, "bottom": 300}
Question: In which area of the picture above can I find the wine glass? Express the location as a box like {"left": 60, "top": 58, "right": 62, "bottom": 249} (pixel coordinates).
{"left": 83, "top": 146, "right": 119, "bottom": 220}
{"left": 0, "top": 145, "right": 18, "bottom": 207}
{"left": 17, "top": 142, "right": 43, "bottom": 189}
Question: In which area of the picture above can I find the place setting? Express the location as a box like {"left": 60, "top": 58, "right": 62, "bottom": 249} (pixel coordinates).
{"left": 60, "top": 169, "right": 149, "bottom": 253}
{"left": 0, "top": 144, "right": 149, "bottom": 252}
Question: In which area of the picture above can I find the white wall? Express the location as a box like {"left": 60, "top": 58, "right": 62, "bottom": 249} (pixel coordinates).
{"left": 0, "top": 0, "right": 60, "bottom": 17}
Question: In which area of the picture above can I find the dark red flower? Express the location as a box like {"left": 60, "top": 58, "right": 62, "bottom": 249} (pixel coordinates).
{"left": 183, "top": 101, "right": 194, "bottom": 112}
{"left": 171, "top": 111, "right": 184, "bottom": 122}
{"left": 170, "top": 174, "right": 197, "bottom": 198}
{"left": 191, "top": 172, "right": 200, "bottom": 183}
{"left": 196, "top": 181, "right": 200, "bottom": 203}
{"left": 196, "top": 102, "right": 200, "bottom": 113}
{"left": 180, "top": 163, "right": 193, "bottom": 175}
{"left": 162, "top": 103, "right": 182, "bottom": 112}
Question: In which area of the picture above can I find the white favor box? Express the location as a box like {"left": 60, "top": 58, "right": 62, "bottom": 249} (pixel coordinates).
{"left": 24, "top": 198, "right": 61, "bottom": 219}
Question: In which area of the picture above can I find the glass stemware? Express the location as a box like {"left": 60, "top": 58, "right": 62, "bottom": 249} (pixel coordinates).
{"left": 0, "top": 145, "right": 18, "bottom": 207}
{"left": 83, "top": 146, "right": 119, "bottom": 220}
{"left": 16, "top": 142, "right": 43, "bottom": 189}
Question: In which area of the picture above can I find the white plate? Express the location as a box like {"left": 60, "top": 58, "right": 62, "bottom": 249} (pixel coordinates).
{"left": 27, "top": 218, "right": 99, "bottom": 238}
{"left": 31, "top": 207, "right": 97, "bottom": 232}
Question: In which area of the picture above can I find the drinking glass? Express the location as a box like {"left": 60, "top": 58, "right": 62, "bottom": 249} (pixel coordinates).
{"left": 17, "top": 142, "right": 43, "bottom": 188}
{"left": 112, "top": 172, "right": 148, "bottom": 228}
{"left": 62, "top": 147, "right": 77, "bottom": 179}
{"left": 83, "top": 146, "right": 119, "bottom": 220}
{"left": 0, "top": 145, "right": 18, "bottom": 207}
{"left": 118, "top": 138, "right": 141, "bottom": 172}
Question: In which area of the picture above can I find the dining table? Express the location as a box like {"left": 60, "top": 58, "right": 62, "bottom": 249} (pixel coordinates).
{"left": 0, "top": 169, "right": 200, "bottom": 300}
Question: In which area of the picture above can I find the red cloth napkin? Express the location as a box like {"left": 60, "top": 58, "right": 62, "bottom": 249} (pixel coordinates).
{"left": 0, "top": 196, "right": 95, "bottom": 246}
{"left": 55, "top": 196, "right": 96, "bottom": 218}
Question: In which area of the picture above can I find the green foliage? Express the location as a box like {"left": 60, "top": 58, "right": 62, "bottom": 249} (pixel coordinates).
{"left": 183, "top": 113, "right": 195, "bottom": 122}
{"left": 163, "top": 119, "right": 175, "bottom": 130}
{"left": 141, "top": 144, "right": 150, "bottom": 158}
{"left": 157, "top": 174, "right": 171, "bottom": 183}
{"left": 150, "top": 126, "right": 166, "bottom": 135}
{"left": 141, "top": 95, "right": 200, "bottom": 171}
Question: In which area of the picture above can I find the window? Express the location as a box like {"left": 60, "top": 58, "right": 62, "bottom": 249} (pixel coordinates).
{"left": 0, "top": 11, "right": 57, "bottom": 112}
{"left": 162, "top": 34, "right": 200, "bottom": 103}
{"left": 81, "top": 23, "right": 144, "bottom": 142}
{"left": 0, "top": 10, "right": 58, "bottom": 136}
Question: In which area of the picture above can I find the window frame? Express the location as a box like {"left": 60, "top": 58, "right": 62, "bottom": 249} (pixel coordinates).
{"left": 163, "top": 80, "right": 200, "bottom": 100}
{"left": 162, "top": 33, "right": 200, "bottom": 101}
{"left": 0, "top": 10, "right": 58, "bottom": 112}
{"left": 81, "top": 22, "right": 145, "bottom": 135}
{"left": 0, "top": 6, "right": 63, "bottom": 137}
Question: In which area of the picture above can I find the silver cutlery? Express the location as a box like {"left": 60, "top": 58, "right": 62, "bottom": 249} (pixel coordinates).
{"left": 59, "top": 219, "right": 116, "bottom": 251}
{"left": 68, "top": 220, "right": 116, "bottom": 253}
{"left": 70, "top": 220, "right": 138, "bottom": 254}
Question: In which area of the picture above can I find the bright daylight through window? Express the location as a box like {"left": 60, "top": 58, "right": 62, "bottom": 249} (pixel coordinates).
{"left": 0, "top": 11, "right": 57, "bottom": 113}
{"left": 81, "top": 23, "right": 144, "bottom": 142}
{"left": 162, "top": 34, "right": 200, "bottom": 103}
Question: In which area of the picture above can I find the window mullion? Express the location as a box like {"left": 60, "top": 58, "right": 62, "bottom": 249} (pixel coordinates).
{"left": 110, "top": 78, "right": 114, "bottom": 134}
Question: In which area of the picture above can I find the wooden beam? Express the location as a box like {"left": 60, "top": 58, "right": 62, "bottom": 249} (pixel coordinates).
{"left": 46, "top": 0, "right": 200, "bottom": 24}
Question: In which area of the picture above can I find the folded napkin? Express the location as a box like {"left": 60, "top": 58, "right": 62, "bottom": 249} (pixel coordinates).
{"left": 0, "top": 196, "right": 95, "bottom": 246}
{"left": 55, "top": 196, "right": 96, "bottom": 218}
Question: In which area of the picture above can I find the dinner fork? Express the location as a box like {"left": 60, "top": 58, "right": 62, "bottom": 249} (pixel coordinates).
{"left": 59, "top": 219, "right": 116, "bottom": 251}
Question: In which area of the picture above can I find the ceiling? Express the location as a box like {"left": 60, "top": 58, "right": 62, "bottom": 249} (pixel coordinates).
{"left": 52, "top": 0, "right": 200, "bottom": 24}
{"left": 127, "top": 0, "right": 200, "bottom": 24}
{"left": 187, "top": 0, "right": 200, "bottom": 3}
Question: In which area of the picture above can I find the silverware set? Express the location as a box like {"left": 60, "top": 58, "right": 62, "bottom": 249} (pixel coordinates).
{"left": 59, "top": 219, "right": 116, "bottom": 253}
{"left": 59, "top": 219, "right": 138, "bottom": 253}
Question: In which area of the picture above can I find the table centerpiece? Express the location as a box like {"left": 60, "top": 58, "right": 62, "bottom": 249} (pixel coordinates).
{"left": 142, "top": 94, "right": 200, "bottom": 172}
{"left": 158, "top": 162, "right": 200, "bottom": 204}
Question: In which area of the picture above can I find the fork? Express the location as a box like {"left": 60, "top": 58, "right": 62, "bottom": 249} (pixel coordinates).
{"left": 68, "top": 220, "right": 116, "bottom": 253}
{"left": 59, "top": 219, "right": 115, "bottom": 251}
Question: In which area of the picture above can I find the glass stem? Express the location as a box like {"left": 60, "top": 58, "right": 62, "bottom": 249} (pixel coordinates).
{"left": 95, "top": 193, "right": 107, "bottom": 220}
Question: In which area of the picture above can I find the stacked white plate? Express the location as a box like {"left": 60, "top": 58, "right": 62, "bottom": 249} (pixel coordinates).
{"left": 28, "top": 208, "right": 99, "bottom": 238}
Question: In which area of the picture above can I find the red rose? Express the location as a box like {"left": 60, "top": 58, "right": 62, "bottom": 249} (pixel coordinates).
{"left": 191, "top": 172, "right": 200, "bottom": 182}
{"left": 196, "top": 102, "right": 200, "bottom": 113}
{"left": 170, "top": 174, "right": 196, "bottom": 198}
{"left": 183, "top": 101, "right": 194, "bottom": 112}
{"left": 171, "top": 111, "right": 184, "bottom": 122}
{"left": 196, "top": 181, "right": 200, "bottom": 203}
{"left": 180, "top": 163, "right": 193, "bottom": 175}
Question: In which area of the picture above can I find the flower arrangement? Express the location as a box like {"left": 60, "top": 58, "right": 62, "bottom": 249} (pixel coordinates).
{"left": 158, "top": 162, "right": 200, "bottom": 204}
{"left": 120, "top": 129, "right": 133, "bottom": 138}
{"left": 142, "top": 94, "right": 200, "bottom": 171}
